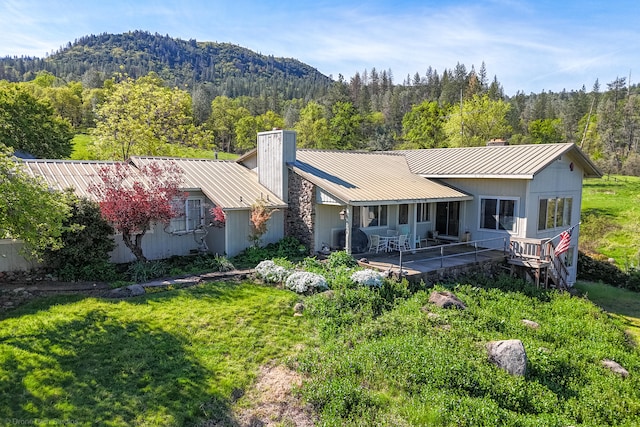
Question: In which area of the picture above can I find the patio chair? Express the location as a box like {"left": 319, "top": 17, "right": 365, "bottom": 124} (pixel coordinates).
{"left": 368, "top": 234, "right": 387, "bottom": 253}
{"left": 389, "top": 234, "right": 411, "bottom": 252}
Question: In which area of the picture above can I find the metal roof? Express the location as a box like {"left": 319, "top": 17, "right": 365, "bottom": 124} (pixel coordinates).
{"left": 291, "top": 150, "right": 472, "bottom": 205}
{"left": 21, "top": 157, "right": 286, "bottom": 210}
{"left": 400, "top": 143, "right": 602, "bottom": 179}
{"left": 130, "top": 157, "right": 286, "bottom": 210}
{"left": 21, "top": 159, "right": 120, "bottom": 200}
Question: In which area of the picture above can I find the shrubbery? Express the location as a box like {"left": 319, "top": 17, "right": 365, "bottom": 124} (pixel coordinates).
{"left": 255, "top": 260, "right": 290, "bottom": 284}
{"left": 578, "top": 251, "right": 634, "bottom": 289}
{"left": 42, "top": 192, "right": 118, "bottom": 281}
{"left": 231, "top": 236, "right": 309, "bottom": 269}
{"left": 285, "top": 271, "right": 328, "bottom": 294}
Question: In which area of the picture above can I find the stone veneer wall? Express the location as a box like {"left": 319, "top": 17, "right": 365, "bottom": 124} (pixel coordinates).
{"left": 285, "top": 172, "right": 316, "bottom": 253}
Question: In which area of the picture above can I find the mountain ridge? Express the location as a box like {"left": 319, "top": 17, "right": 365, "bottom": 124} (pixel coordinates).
{"left": 0, "top": 30, "right": 332, "bottom": 98}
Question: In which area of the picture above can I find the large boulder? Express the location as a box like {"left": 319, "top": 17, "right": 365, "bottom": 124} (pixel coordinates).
{"left": 428, "top": 290, "right": 467, "bottom": 310}
{"left": 487, "top": 339, "right": 527, "bottom": 376}
{"left": 602, "top": 359, "right": 629, "bottom": 378}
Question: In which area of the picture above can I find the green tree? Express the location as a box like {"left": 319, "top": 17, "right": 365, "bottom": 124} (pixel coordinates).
{"left": 207, "top": 96, "right": 251, "bottom": 153}
{"left": 90, "top": 74, "right": 211, "bottom": 160}
{"left": 0, "top": 82, "right": 74, "bottom": 158}
{"left": 528, "top": 118, "right": 564, "bottom": 144}
{"left": 0, "top": 144, "right": 70, "bottom": 259}
{"left": 294, "top": 101, "right": 330, "bottom": 148}
{"left": 444, "top": 94, "right": 512, "bottom": 147}
{"left": 235, "top": 111, "right": 285, "bottom": 151}
{"left": 327, "top": 101, "right": 363, "bottom": 150}
{"left": 400, "top": 100, "right": 447, "bottom": 149}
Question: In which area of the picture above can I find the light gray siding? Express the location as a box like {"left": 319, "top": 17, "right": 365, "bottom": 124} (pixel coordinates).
{"left": 224, "top": 209, "right": 285, "bottom": 257}
{"left": 257, "top": 130, "right": 296, "bottom": 203}
{"left": 0, "top": 240, "right": 37, "bottom": 272}
{"left": 441, "top": 178, "right": 528, "bottom": 243}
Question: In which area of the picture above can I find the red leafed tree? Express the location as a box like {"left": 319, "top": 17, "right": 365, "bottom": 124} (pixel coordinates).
{"left": 89, "top": 161, "right": 185, "bottom": 262}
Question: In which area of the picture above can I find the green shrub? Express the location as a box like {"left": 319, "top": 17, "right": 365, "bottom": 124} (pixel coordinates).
{"left": 231, "top": 237, "right": 308, "bottom": 269}
{"left": 126, "top": 260, "right": 169, "bottom": 283}
{"left": 326, "top": 250, "right": 358, "bottom": 269}
{"left": 578, "top": 251, "right": 628, "bottom": 287}
{"left": 42, "top": 191, "right": 116, "bottom": 281}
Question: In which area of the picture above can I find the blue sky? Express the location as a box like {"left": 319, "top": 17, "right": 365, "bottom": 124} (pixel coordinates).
{"left": 1, "top": 0, "right": 639, "bottom": 95}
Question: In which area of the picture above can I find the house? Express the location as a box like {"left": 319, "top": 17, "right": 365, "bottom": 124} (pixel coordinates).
{"left": 2, "top": 129, "right": 600, "bottom": 287}
{"left": 5, "top": 156, "right": 285, "bottom": 268}
{"left": 240, "top": 130, "right": 601, "bottom": 286}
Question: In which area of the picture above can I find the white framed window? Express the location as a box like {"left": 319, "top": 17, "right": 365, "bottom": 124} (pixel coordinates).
{"left": 417, "top": 202, "right": 430, "bottom": 223}
{"left": 170, "top": 197, "right": 205, "bottom": 233}
{"left": 538, "top": 197, "right": 573, "bottom": 230}
{"left": 479, "top": 197, "right": 517, "bottom": 232}
{"left": 353, "top": 205, "right": 388, "bottom": 228}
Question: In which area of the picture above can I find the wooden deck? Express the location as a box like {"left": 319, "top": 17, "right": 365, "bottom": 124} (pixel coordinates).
{"left": 355, "top": 239, "right": 508, "bottom": 282}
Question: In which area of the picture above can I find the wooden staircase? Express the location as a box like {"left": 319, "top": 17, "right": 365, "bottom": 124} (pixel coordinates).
{"left": 508, "top": 237, "right": 569, "bottom": 290}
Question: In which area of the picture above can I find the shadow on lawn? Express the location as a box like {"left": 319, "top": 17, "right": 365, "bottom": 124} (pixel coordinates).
{"left": 0, "top": 308, "right": 235, "bottom": 426}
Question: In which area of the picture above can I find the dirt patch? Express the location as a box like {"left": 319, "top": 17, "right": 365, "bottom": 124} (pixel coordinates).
{"left": 234, "top": 364, "right": 316, "bottom": 427}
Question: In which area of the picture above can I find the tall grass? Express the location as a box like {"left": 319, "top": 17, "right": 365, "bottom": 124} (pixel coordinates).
{"left": 299, "top": 276, "right": 640, "bottom": 426}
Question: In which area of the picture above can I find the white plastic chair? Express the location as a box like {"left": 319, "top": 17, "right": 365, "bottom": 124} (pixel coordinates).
{"left": 368, "top": 234, "right": 387, "bottom": 253}
{"left": 390, "top": 234, "right": 411, "bottom": 252}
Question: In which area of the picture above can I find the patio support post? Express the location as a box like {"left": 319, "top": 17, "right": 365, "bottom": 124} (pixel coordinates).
{"left": 345, "top": 205, "right": 352, "bottom": 254}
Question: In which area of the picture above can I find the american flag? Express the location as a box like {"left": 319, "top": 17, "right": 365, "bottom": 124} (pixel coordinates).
{"left": 554, "top": 229, "right": 572, "bottom": 256}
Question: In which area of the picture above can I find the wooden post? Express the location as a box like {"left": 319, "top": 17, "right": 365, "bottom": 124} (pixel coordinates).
{"left": 345, "top": 205, "right": 352, "bottom": 254}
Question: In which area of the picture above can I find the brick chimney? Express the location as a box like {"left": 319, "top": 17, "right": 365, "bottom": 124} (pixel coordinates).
{"left": 257, "top": 129, "right": 296, "bottom": 203}
{"left": 487, "top": 138, "right": 508, "bottom": 146}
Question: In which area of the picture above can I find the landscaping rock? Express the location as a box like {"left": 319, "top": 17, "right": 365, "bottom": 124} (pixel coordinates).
{"left": 294, "top": 302, "right": 305, "bottom": 313}
{"left": 487, "top": 339, "right": 527, "bottom": 376}
{"left": 602, "top": 359, "right": 629, "bottom": 378}
{"left": 127, "top": 284, "right": 146, "bottom": 296}
{"left": 428, "top": 290, "right": 467, "bottom": 309}
{"left": 521, "top": 319, "right": 540, "bottom": 329}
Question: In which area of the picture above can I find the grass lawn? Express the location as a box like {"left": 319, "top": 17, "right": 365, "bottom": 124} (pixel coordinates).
{"left": 581, "top": 175, "right": 640, "bottom": 268}
{"left": 0, "top": 281, "right": 311, "bottom": 426}
{"left": 575, "top": 280, "right": 640, "bottom": 343}
{"left": 69, "top": 133, "right": 238, "bottom": 161}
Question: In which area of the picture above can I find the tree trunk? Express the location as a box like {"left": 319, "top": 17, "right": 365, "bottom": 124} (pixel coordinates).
{"left": 122, "top": 230, "right": 147, "bottom": 262}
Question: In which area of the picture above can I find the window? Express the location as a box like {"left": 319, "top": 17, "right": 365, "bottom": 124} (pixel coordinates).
{"left": 538, "top": 197, "right": 572, "bottom": 230}
{"left": 399, "top": 204, "right": 409, "bottom": 225}
{"left": 480, "top": 197, "right": 517, "bottom": 231}
{"left": 417, "top": 203, "right": 430, "bottom": 223}
{"left": 358, "top": 205, "right": 387, "bottom": 227}
{"left": 170, "top": 197, "right": 205, "bottom": 233}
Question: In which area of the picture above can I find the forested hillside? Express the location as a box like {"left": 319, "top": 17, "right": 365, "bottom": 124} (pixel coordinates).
{"left": 1, "top": 31, "right": 639, "bottom": 176}
{"left": 0, "top": 31, "right": 331, "bottom": 99}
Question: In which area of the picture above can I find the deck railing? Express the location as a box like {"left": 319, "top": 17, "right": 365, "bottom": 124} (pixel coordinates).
{"left": 398, "top": 237, "right": 509, "bottom": 274}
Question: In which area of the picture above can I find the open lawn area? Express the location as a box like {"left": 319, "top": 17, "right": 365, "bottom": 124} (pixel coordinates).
{"left": 581, "top": 175, "right": 640, "bottom": 268}
{"left": 575, "top": 280, "right": 640, "bottom": 343}
{"left": 0, "top": 282, "right": 312, "bottom": 426}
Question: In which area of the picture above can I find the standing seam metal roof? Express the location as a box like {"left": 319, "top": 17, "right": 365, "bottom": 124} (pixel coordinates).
{"left": 291, "top": 150, "right": 471, "bottom": 204}
{"left": 21, "top": 159, "right": 121, "bottom": 200}
{"left": 21, "top": 157, "right": 286, "bottom": 210}
{"left": 130, "top": 157, "right": 286, "bottom": 210}
{"left": 399, "top": 143, "right": 602, "bottom": 178}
